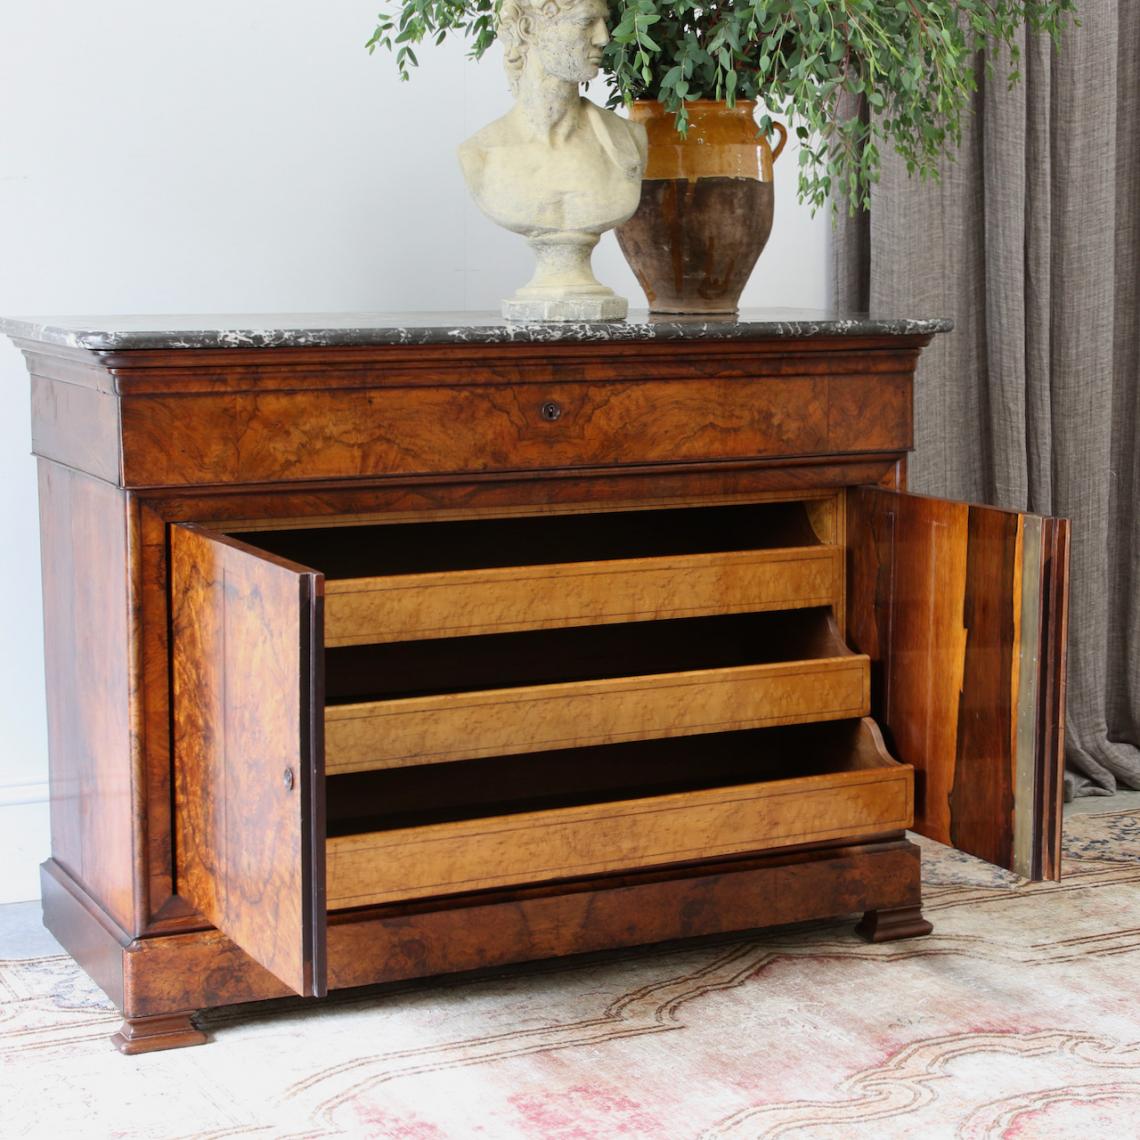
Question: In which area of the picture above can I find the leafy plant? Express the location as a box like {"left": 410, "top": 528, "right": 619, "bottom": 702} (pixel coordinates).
{"left": 367, "top": 1, "right": 1077, "bottom": 213}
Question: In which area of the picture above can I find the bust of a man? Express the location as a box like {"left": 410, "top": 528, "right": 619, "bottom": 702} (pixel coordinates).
{"left": 459, "top": 0, "right": 648, "bottom": 320}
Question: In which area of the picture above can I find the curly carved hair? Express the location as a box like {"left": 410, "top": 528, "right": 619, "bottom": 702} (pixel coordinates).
{"left": 498, "top": 0, "right": 588, "bottom": 94}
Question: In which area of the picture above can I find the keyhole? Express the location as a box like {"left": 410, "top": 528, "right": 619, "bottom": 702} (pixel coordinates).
{"left": 540, "top": 400, "right": 562, "bottom": 422}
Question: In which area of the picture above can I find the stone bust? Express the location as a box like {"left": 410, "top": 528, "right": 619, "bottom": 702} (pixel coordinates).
{"left": 459, "top": 0, "right": 648, "bottom": 320}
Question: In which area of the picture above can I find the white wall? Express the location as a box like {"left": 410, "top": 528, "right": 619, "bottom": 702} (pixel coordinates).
{"left": 0, "top": 2, "right": 831, "bottom": 904}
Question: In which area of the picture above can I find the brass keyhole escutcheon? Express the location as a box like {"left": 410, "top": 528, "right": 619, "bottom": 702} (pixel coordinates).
{"left": 540, "top": 400, "right": 562, "bottom": 422}
{"left": 283, "top": 767, "right": 295, "bottom": 792}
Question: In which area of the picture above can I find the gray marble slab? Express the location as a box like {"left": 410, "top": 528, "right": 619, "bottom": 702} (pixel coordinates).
{"left": 0, "top": 309, "right": 952, "bottom": 351}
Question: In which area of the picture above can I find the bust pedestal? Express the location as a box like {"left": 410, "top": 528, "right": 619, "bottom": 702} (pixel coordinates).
{"left": 502, "top": 232, "right": 627, "bottom": 321}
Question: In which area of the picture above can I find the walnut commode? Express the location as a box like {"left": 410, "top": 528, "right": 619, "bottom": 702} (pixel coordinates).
{"left": 2, "top": 311, "right": 1069, "bottom": 1054}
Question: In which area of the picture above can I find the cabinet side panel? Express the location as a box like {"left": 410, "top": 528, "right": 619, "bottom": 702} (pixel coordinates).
{"left": 38, "top": 462, "right": 138, "bottom": 932}
{"left": 30, "top": 374, "right": 122, "bottom": 484}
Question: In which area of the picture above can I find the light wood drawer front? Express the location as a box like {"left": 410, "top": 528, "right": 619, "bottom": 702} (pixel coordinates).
{"left": 324, "top": 546, "right": 842, "bottom": 645}
{"left": 325, "top": 764, "right": 913, "bottom": 908}
{"left": 324, "top": 657, "right": 869, "bottom": 774}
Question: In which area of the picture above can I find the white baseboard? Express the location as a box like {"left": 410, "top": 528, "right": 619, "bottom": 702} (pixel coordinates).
{"left": 0, "top": 785, "right": 50, "bottom": 904}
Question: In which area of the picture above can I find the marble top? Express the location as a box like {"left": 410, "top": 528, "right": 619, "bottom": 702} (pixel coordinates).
{"left": 0, "top": 309, "right": 952, "bottom": 351}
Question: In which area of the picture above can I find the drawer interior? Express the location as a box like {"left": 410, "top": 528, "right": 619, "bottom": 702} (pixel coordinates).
{"left": 324, "top": 607, "right": 851, "bottom": 704}
{"left": 228, "top": 499, "right": 826, "bottom": 577}
{"left": 230, "top": 497, "right": 841, "bottom": 647}
{"left": 326, "top": 719, "right": 898, "bottom": 836}
{"left": 324, "top": 718, "right": 913, "bottom": 910}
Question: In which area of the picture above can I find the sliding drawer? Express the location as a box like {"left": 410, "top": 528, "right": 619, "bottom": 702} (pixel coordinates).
{"left": 322, "top": 546, "right": 840, "bottom": 645}
{"left": 232, "top": 500, "right": 841, "bottom": 644}
{"left": 169, "top": 520, "right": 903, "bottom": 997}
{"left": 326, "top": 657, "right": 867, "bottom": 773}
{"left": 325, "top": 719, "right": 913, "bottom": 908}
{"left": 168, "top": 486, "right": 1067, "bottom": 1008}
{"left": 323, "top": 609, "right": 868, "bottom": 773}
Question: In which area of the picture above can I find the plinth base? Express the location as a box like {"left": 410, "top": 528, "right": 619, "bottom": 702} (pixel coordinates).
{"left": 503, "top": 295, "right": 628, "bottom": 322}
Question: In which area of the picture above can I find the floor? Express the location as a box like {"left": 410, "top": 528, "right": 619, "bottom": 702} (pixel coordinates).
{"left": 3, "top": 792, "right": 1139, "bottom": 1139}
{"left": 1063, "top": 788, "right": 1140, "bottom": 815}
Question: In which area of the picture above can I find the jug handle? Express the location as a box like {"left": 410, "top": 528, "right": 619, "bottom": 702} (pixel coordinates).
{"left": 768, "top": 121, "right": 788, "bottom": 162}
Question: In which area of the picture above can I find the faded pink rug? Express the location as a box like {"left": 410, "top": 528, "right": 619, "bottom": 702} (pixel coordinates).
{"left": 3, "top": 810, "right": 1139, "bottom": 1139}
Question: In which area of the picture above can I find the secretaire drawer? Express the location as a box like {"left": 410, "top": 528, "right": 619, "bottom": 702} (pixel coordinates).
{"left": 120, "top": 371, "right": 911, "bottom": 487}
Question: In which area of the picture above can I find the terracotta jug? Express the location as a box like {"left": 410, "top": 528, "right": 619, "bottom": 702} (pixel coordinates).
{"left": 616, "top": 100, "right": 787, "bottom": 315}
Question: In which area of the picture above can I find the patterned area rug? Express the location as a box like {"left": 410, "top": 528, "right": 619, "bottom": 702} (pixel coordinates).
{"left": 3, "top": 811, "right": 1139, "bottom": 1139}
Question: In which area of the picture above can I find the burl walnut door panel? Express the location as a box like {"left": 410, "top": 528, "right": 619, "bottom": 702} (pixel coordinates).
{"left": 846, "top": 488, "right": 1070, "bottom": 880}
{"left": 170, "top": 525, "right": 326, "bottom": 996}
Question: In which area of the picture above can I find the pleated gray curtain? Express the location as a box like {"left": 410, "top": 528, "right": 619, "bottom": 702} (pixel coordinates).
{"left": 834, "top": 1, "right": 1140, "bottom": 797}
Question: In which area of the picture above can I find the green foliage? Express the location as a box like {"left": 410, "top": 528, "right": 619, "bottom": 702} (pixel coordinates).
{"left": 366, "top": 1, "right": 1078, "bottom": 213}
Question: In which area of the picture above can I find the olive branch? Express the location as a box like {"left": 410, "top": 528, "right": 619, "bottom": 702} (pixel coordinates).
{"left": 367, "top": 0, "right": 1078, "bottom": 213}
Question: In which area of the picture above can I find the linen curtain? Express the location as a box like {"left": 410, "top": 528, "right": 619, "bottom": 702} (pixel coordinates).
{"left": 834, "top": 1, "right": 1140, "bottom": 796}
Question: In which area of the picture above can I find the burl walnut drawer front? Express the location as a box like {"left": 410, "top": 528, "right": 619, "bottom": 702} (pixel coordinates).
{"left": 119, "top": 372, "right": 912, "bottom": 487}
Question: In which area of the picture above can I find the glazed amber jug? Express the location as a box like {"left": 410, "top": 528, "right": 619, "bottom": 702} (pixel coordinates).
{"left": 616, "top": 100, "right": 787, "bottom": 314}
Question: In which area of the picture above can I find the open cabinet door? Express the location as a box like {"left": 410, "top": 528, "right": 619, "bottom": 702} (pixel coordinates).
{"left": 847, "top": 488, "right": 1070, "bottom": 880}
{"left": 171, "top": 524, "right": 326, "bottom": 996}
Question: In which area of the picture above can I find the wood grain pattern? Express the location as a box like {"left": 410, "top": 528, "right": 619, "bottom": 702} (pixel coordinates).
{"left": 44, "top": 834, "right": 921, "bottom": 1032}
{"left": 1035, "top": 517, "right": 1070, "bottom": 880}
{"left": 827, "top": 371, "right": 912, "bottom": 452}
{"left": 854, "top": 904, "right": 933, "bottom": 942}
{"left": 43, "top": 823, "right": 923, "bottom": 1024}
{"left": 170, "top": 525, "right": 325, "bottom": 996}
{"left": 324, "top": 546, "right": 842, "bottom": 645}
{"left": 846, "top": 488, "right": 967, "bottom": 847}
{"left": 93, "top": 335, "right": 929, "bottom": 392}
{"left": 138, "top": 502, "right": 177, "bottom": 923}
{"left": 30, "top": 373, "right": 121, "bottom": 483}
{"left": 149, "top": 461, "right": 904, "bottom": 535}
{"left": 324, "top": 720, "right": 903, "bottom": 833}
{"left": 326, "top": 758, "right": 913, "bottom": 907}
{"left": 40, "top": 858, "right": 129, "bottom": 1012}
{"left": 115, "top": 838, "right": 921, "bottom": 1018}
{"left": 846, "top": 487, "right": 1068, "bottom": 879}
{"left": 111, "top": 1013, "right": 206, "bottom": 1055}
{"left": 37, "top": 463, "right": 139, "bottom": 933}
{"left": 324, "top": 838, "right": 924, "bottom": 988}
{"left": 109, "top": 373, "right": 910, "bottom": 488}
{"left": 15, "top": 335, "right": 925, "bottom": 488}
{"left": 325, "top": 656, "right": 869, "bottom": 774}
{"left": 133, "top": 481, "right": 856, "bottom": 929}
{"left": 954, "top": 505, "right": 1021, "bottom": 869}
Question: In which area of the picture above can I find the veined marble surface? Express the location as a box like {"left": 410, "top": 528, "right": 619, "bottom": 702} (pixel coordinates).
{"left": 0, "top": 309, "right": 953, "bottom": 351}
